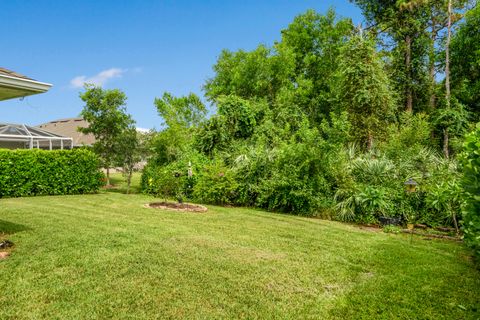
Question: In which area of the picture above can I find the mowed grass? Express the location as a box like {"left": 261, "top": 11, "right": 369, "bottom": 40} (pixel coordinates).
{"left": 108, "top": 172, "right": 142, "bottom": 194}
{"left": 0, "top": 188, "right": 479, "bottom": 319}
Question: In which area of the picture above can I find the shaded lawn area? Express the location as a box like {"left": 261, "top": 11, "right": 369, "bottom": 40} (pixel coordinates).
{"left": 107, "top": 172, "right": 142, "bottom": 194}
{"left": 0, "top": 192, "right": 479, "bottom": 319}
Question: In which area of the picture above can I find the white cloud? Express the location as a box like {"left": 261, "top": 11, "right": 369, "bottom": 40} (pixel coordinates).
{"left": 70, "top": 68, "right": 125, "bottom": 88}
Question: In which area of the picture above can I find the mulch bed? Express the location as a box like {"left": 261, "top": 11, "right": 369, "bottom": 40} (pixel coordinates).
{"left": 145, "top": 202, "right": 208, "bottom": 213}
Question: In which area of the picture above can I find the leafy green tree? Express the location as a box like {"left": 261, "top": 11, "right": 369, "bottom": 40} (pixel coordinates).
{"left": 155, "top": 92, "right": 206, "bottom": 128}
{"left": 451, "top": 4, "right": 480, "bottom": 118}
{"left": 204, "top": 9, "right": 353, "bottom": 126}
{"left": 276, "top": 9, "right": 353, "bottom": 123}
{"left": 204, "top": 45, "right": 294, "bottom": 103}
{"left": 336, "top": 34, "right": 395, "bottom": 149}
{"left": 152, "top": 92, "right": 207, "bottom": 165}
{"left": 351, "top": 0, "right": 431, "bottom": 113}
{"left": 114, "top": 126, "right": 140, "bottom": 194}
{"left": 79, "top": 85, "right": 134, "bottom": 185}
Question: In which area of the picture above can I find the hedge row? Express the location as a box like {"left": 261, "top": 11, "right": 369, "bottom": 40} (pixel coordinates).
{"left": 0, "top": 148, "right": 104, "bottom": 197}
{"left": 461, "top": 124, "right": 480, "bottom": 260}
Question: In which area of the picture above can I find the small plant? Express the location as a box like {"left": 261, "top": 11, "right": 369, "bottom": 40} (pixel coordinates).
{"left": 383, "top": 225, "right": 402, "bottom": 234}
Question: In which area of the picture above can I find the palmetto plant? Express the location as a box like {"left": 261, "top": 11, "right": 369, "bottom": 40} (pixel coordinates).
{"left": 334, "top": 184, "right": 395, "bottom": 222}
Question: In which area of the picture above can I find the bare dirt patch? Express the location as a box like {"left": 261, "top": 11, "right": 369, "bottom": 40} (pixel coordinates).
{"left": 145, "top": 202, "right": 208, "bottom": 213}
{"left": 0, "top": 251, "right": 10, "bottom": 260}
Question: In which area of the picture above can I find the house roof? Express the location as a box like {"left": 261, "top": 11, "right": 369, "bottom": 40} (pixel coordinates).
{"left": 0, "top": 67, "right": 52, "bottom": 101}
{"left": 0, "top": 123, "right": 73, "bottom": 149}
{"left": 37, "top": 118, "right": 96, "bottom": 146}
{"left": 0, "top": 67, "right": 34, "bottom": 81}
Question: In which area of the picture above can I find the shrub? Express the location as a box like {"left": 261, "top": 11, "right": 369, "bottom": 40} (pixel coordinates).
{"left": 0, "top": 148, "right": 103, "bottom": 197}
{"left": 383, "top": 225, "right": 402, "bottom": 234}
{"left": 460, "top": 123, "right": 480, "bottom": 259}
{"left": 251, "top": 123, "right": 334, "bottom": 215}
{"left": 141, "top": 151, "right": 209, "bottom": 201}
{"left": 192, "top": 161, "right": 238, "bottom": 205}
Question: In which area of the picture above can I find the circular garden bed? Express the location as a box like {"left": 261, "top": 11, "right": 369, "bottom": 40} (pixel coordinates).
{"left": 145, "top": 202, "right": 208, "bottom": 213}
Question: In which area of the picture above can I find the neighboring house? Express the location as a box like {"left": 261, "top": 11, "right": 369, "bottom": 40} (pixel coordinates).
{"left": 0, "top": 67, "right": 72, "bottom": 150}
{"left": 0, "top": 123, "right": 72, "bottom": 150}
{"left": 37, "top": 118, "right": 95, "bottom": 147}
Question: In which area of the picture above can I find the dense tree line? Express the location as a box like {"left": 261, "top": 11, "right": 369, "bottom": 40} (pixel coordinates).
{"left": 140, "top": 4, "right": 480, "bottom": 257}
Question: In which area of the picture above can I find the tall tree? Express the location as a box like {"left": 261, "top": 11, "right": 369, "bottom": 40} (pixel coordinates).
{"left": 451, "top": 3, "right": 480, "bottom": 117}
{"left": 336, "top": 34, "right": 396, "bottom": 149}
{"left": 276, "top": 9, "right": 354, "bottom": 123}
{"left": 155, "top": 92, "right": 207, "bottom": 129}
{"left": 79, "top": 85, "right": 134, "bottom": 185}
{"left": 152, "top": 92, "right": 206, "bottom": 165}
{"left": 203, "top": 45, "right": 293, "bottom": 103}
{"left": 204, "top": 9, "right": 353, "bottom": 127}
{"left": 443, "top": 0, "right": 453, "bottom": 158}
{"left": 351, "top": 0, "right": 431, "bottom": 113}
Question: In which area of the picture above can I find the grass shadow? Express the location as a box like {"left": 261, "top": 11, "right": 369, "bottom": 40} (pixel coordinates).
{"left": 103, "top": 172, "right": 141, "bottom": 195}
{"left": 0, "top": 220, "right": 30, "bottom": 235}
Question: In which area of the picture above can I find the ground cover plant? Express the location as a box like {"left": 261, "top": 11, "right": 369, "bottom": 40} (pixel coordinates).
{"left": 0, "top": 191, "right": 479, "bottom": 319}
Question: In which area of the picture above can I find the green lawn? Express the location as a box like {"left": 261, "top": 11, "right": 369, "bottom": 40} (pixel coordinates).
{"left": 1, "top": 190, "right": 479, "bottom": 319}
{"left": 108, "top": 172, "right": 142, "bottom": 194}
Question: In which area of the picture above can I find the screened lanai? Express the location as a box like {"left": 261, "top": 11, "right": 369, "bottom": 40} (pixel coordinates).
{"left": 0, "top": 123, "right": 73, "bottom": 150}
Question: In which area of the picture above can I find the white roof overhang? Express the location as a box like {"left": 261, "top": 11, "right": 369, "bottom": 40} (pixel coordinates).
{"left": 0, "top": 74, "right": 52, "bottom": 101}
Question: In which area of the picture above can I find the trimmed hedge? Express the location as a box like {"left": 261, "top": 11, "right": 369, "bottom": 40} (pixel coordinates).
{"left": 461, "top": 123, "right": 480, "bottom": 260}
{"left": 0, "top": 148, "right": 104, "bottom": 197}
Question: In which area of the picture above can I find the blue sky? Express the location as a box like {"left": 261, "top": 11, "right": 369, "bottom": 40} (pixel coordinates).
{"left": 1, "top": 1, "right": 363, "bottom": 130}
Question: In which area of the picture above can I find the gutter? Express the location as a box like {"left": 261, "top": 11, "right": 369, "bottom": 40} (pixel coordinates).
{"left": 0, "top": 74, "right": 52, "bottom": 93}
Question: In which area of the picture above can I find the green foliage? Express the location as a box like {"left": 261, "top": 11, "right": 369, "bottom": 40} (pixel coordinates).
{"left": 151, "top": 92, "right": 207, "bottom": 166}
{"left": 350, "top": 0, "right": 431, "bottom": 112}
{"left": 277, "top": 9, "right": 354, "bottom": 122}
{"left": 460, "top": 123, "right": 480, "bottom": 258}
{"left": 451, "top": 5, "right": 480, "bottom": 117}
{"left": 150, "top": 126, "right": 192, "bottom": 165}
{"left": 79, "top": 85, "right": 134, "bottom": 184}
{"left": 192, "top": 161, "right": 238, "bottom": 205}
{"left": 194, "top": 115, "right": 230, "bottom": 156}
{"left": 0, "top": 148, "right": 103, "bottom": 197}
{"left": 155, "top": 92, "right": 206, "bottom": 128}
{"left": 425, "top": 180, "right": 463, "bottom": 228}
{"left": 381, "top": 112, "right": 433, "bottom": 160}
{"left": 336, "top": 34, "right": 395, "bottom": 149}
{"left": 113, "top": 126, "right": 141, "bottom": 194}
{"left": 204, "top": 45, "right": 293, "bottom": 102}
{"left": 141, "top": 150, "right": 209, "bottom": 200}
{"left": 383, "top": 225, "right": 402, "bottom": 234}
{"left": 142, "top": 7, "right": 479, "bottom": 238}
{"left": 332, "top": 146, "right": 464, "bottom": 226}
{"left": 216, "top": 95, "right": 260, "bottom": 139}
{"left": 319, "top": 111, "right": 353, "bottom": 146}
{"left": 250, "top": 122, "right": 335, "bottom": 214}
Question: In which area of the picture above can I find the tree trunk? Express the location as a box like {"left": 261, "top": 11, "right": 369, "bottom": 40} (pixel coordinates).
{"left": 443, "top": 128, "right": 449, "bottom": 159}
{"left": 106, "top": 167, "right": 110, "bottom": 186}
{"left": 405, "top": 35, "right": 413, "bottom": 112}
{"left": 445, "top": 0, "right": 452, "bottom": 109}
{"left": 443, "top": 0, "right": 452, "bottom": 159}
{"left": 429, "top": 21, "right": 437, "bottom": 110}
{"left": 452, "top": 210, "right": 459, "bottom": 235}
{"left": 367, "top": 133, "right": 373, "bottom": 151}
{"left": 126, "top": 169, "right": 132, "bottom": 194}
